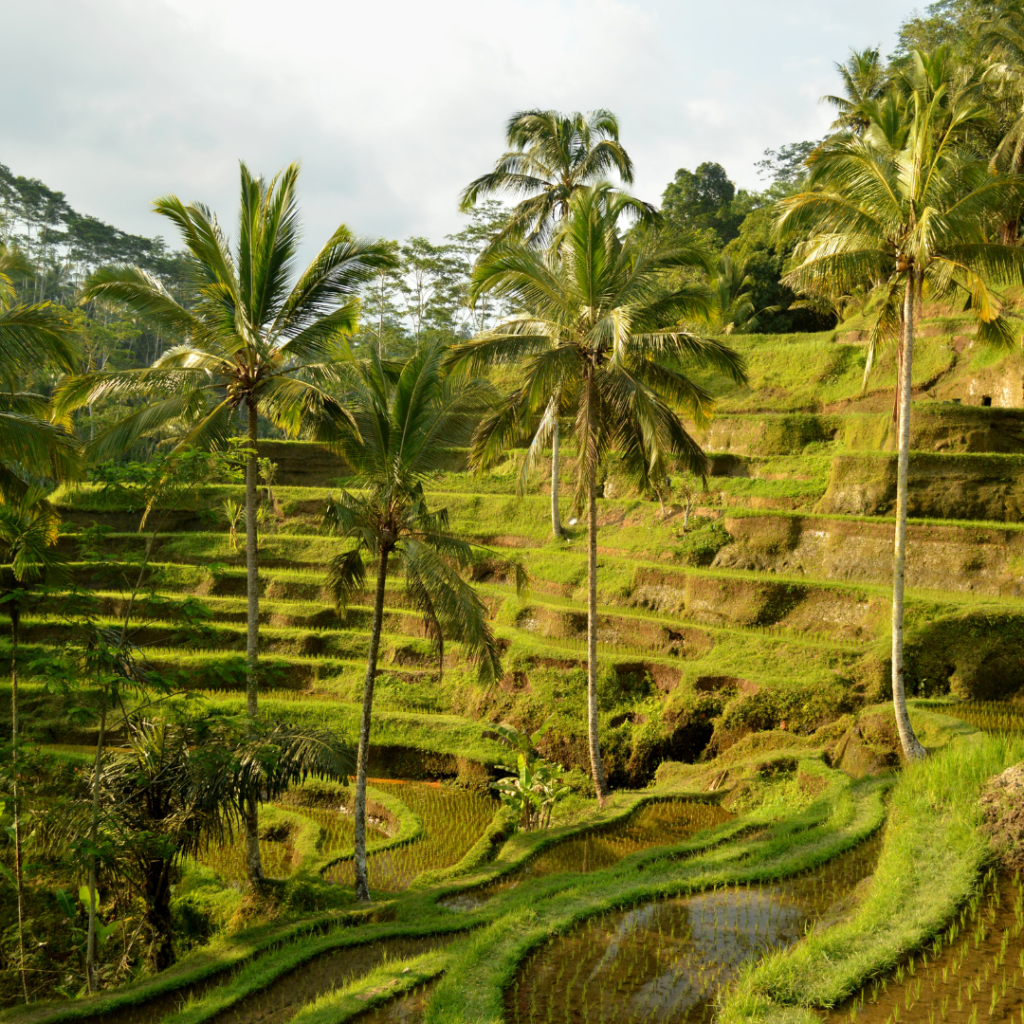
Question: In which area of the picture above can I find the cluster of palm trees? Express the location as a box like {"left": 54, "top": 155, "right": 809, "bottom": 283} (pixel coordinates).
{"left": 3, "top": 118, "right": 745, "bottom": 911}
{"left": 11, "top": 28, "right": 1024, "bottom": 923}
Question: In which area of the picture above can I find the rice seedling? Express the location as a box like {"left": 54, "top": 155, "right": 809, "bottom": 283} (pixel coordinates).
{"left": 196, "top": 801, "right": 389, "bottom": 884}
{"left": 826, "top": 870, "right": 1024, "bottom": 1024}
{"left": 440, "top": 800, "right": 733, "bottom": 912}
{"left": 207, "top": 935, "right": 453, "bottom": 1024}
{"left": 326, "top": 781, "right": 495, "bottom": 892}
{"left": 945, "top": 702, "right": 1024, "bottom": 736}
{"left": 504, "top": 836, "right": 880, "bottom": 1023}
{"left": 344, "top": 979, "right": 439, "bottom": 1024}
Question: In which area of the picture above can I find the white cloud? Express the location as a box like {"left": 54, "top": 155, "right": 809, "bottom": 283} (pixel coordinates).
{"left": 1, "top": 0, "right": 919, "bottom": 253}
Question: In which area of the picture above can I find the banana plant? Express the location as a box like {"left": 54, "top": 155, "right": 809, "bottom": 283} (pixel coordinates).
{"left": 490, "top": 718, "right": 570, "bottom": 830}
{"left": 493, "top": 755, "right": 570, "bottom": 831}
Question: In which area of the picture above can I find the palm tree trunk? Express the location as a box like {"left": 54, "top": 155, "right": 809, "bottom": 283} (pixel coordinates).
{"left": 586, "top": 473, "right": 609, "bottom": 805}
{"left": 891, "top": 272, "right": 926, "bottom": 762}
{"left": 86, "top": 700, "right": 106, "bottom": 994}
{"left": 11, "top": 618, "right": 28, "bottom": 1004}
{"left": 551, "top": 419, "right": 565, "bottom": 539}
{"left": 354, "top": 546, "right": 389, "bottom": 902}
{"left": 243, "top": 399, "right": 264, "bottom": 884}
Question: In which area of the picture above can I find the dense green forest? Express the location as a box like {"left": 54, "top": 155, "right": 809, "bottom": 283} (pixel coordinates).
{"left": 7, "top": 0, "right": 1024, "bottom": 1020}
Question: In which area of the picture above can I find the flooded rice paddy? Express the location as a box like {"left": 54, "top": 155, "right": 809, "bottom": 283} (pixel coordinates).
{"left": 210, "top": 934, "right": 454, "bottom": 1024}
{"left": 326, "top": 780, "right": 495, "bottom": 891}
{"left": 195, "top": 779, "right": 492, "bottom": 888}
{"left": 828, "top": 869, "right": 1024, "bottom": 1024}
{"left": 441, "top": 800, "right": 733, "bottom": 912}
{"left": 198, "top": 803, "right": 387, "bottom": 885}
{"left": 504, "top": 834, "right": 882, "bottom": 1024}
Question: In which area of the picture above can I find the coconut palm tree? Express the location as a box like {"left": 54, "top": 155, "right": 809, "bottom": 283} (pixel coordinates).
{"left": 0, "top": 491, "right": 64, "bottom": 1001}
{"left": 460, "top": 110, "right": 645, "bottom": 539}
{"left": 321, "top": 341, "right": 507, "bottom": 901}
{"left": 777, "top": 50, "right": 1024, "bottom": 760}
{"left": 0, "top": 245, "right": 79, "bottom": 500}
{"left": 822, "top": 48, "right": 888, "bottom": 132}
{"left": 55, "top": 163, "right": 396, "bottom": 882}
{"left": 460, "top": 109, "right": 638, "bottom": 245}
{"left": 449, "top": 184, "right": 746, "bottom": 805}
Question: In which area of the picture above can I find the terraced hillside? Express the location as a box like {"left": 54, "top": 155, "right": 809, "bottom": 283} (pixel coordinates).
{"left": 9, "top": 319, "right": 1024, "bottom": 1023}
{"left": 19, "top": 320, "right": 1024, "bottom": 784}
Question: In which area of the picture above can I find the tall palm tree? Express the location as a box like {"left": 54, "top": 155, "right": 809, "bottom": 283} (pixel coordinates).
{"left": 55, "top": 163, "right": 396, "bottom": 882}
{"left": 450, "top": 184, "right": 746, "bottom": 805}
{"left": 0, "top": 492, "right": 63, "bottom": 1002}
{"left": 777, "top": 51, "right": 1024, "bottom": 760}
{"left": 0, "top": 245, "right": 80, "bottom": 500}
{"left": 322, "top": 341, "right": 505, "bottom": 901}
{"left": 460, "top": 109, "right": 638, "bottom": 245}
{"left": 460, "top": 110, "right": 644, "bottom": 539}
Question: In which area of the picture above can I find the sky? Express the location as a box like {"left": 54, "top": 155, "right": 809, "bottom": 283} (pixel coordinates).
{"left": 2, "top": 0, "right": 922, "bottom": 250}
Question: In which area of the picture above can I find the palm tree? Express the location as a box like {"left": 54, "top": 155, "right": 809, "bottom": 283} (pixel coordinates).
{"left": 460, "top": 110, "right": 644, "bottom": 539}
{"left": 705, "top": 254, "right": 761, "bottom": 334}
{"left": 978, "top": 3, "right": 1024, "bottom": 239}
{"left": 450, "top": 184, "right": 746, "bottom": 805}
{"left": 0, "top": 245, "right": 80, "bottom": 500}
{"left": 777, "top": 50, "right": 1024, "bottom": 760}
{"left": 460, "top": 109, "right": 638, "bottom": 245}
{"left": 321, "top": 341, "right": 506, "bottom": 901}
{"left": 0, "top": 492, "right": 63, "bottom": 1002}
{"left": 822, "top": 48, "right": 887, "bottom": 132}
{"left": 55, "top": 163, "right": 396, "bottom": 882}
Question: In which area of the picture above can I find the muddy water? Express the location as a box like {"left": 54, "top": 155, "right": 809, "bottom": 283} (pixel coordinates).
{"left": 504, "top": 835, "right": 882, "bottom": 1024}
{"left": 441, "top": 800, "right": 733, "bottom": 912}
{"left": 825, "top": 870, "right": 1024, "bottom": 1024}
{"left": 209, "top": 934, "right": 454, "bottom": 1024}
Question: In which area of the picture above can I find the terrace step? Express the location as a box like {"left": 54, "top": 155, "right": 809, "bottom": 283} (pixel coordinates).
{"left": 714, "top": 510, "right": 1024, "bottom": 598}
{"left": 690, "top": 405, "right": 1024, "bottom": 457}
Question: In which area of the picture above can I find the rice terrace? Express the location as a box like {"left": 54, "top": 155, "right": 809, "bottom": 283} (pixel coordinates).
{"left": 9, "top": 1, "right": 1024, "bottom": 1022}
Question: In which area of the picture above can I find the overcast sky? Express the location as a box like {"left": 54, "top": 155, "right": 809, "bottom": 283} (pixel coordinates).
{"left": 3, "top": 0, "right": 921, "bottom": 250}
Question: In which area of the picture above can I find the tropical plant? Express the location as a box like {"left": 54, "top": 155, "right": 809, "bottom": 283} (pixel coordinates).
{"left": 705, "top": 254, "right": 761, "bottom": 334}
{"left": 777, "top": 47, "right": 1024, "bottom": 760}
{"left": 321, "top": 341, "right": 509, "bottom": 901}
{"left": 822, "top": 47, "right": 888, "bottom": 132}
{"left": 56, "top": 163, "right": 396, "bottom": 883}
{"left": 459, "top": 109, "right": 637, "bottom": 245}
{"left": 42, "top": 448, "right": 217, "bottom": 990}
{"left": 978, "top": 3, "right": 1024, "bottom": 240}
{"left": 451, "top": 184, "right": 746, "bottom": 805}
{"left": 493, "top": 758, "right": 569, "bottom": 831}
{"left": 0, "top": 244, "right": 79, "bottom": 500}
{"left": 51, "top": 716, "right": 352, "bottom": 972}
{"left": 489, "top": 719, "right": 568, "bottom": 830}
{"left": 223, "top": 498, "right": 243, "bottom": 551}
{"left": 460, "top": 109, "right": 643, "bottom": 539}
{"left": 0, "top": 491, "right": 64, "bottom": 1002}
